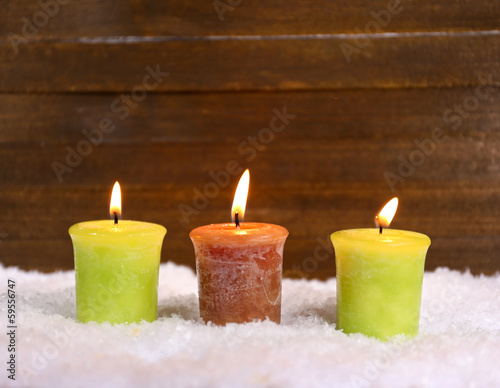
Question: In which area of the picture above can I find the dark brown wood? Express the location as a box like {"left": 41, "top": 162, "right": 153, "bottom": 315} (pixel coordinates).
{"left": 1, "top": 86, "right": 500, "bottom": 276}
{"left": 1, "top": 0, "right": 498, "bottom": 38}
{"left": 2, "top": 139, "right": 500, "bottom": 187}
{"left": 1, "top": 33, "right": 499, "bottom": 93}
{"left": 2, "top": 184, "right": 500, "bottom": 237}
{"left": 1, "top": 1, "right": 499, "bottom": 279}
{"left": 1, "top": 182, "right": 499, "bottom": 278}
{"left": 1, "top": 87, "right": 499, "bottom": 145}
{"left": 1, "top": 235, "right": 498, "bottom": 280}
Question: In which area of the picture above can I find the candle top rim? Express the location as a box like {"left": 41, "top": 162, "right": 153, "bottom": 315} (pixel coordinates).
{"left": 330, "top": 228, "right": 430, "bottom": 247}
{"left": 190, "top": 222, "right": 288, "bottom": 243}
{"left": 69, "top": 220, "right": 166, "bottom": 237}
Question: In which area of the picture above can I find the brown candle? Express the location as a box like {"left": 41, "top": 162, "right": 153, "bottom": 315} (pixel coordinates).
{"left": 189, "top": 169, "right": 289, "bottom": 325}
{"left": 190, "top": 222, "right": 288, "bottom": 325}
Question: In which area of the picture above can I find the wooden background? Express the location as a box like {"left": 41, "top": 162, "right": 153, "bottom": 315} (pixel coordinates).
{"left": 1, "top": 0, "right": 499, "bottom": 279}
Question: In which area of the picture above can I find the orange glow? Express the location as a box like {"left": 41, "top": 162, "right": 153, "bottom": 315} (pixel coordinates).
{"left": 375, "top": 197, "right": 398, "bottom": 229}
{"left": 231, "top": 170, "right": 250, "bottom": 223}
{"left": 109, "top": 181, "right": 122, "bottom": 220}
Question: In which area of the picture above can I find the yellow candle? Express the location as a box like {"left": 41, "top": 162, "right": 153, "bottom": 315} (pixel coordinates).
{"left": 330, "top": 198, "right": 431, "bottom": 340}
{"left": 69, "top": 182, "right": 166, "bottom": 324}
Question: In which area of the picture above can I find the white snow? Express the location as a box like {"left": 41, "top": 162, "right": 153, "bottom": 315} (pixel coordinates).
{"left": 0, "top": 262, "right": 499, "bottom": 388}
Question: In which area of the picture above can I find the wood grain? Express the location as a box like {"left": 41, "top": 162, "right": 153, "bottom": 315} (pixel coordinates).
{"left": 2, "top": 184, "right": 499, "bottom": 237}
{"left": 1, "top": 0, "right": 499, "bottom": 38}
{"left": 1, "top": 87, "right": 499, "bottom": 145}
{"left": 1, "top": 236, "right": 498, "bottom": 280}
{"left": 1, "top": 182, "right": 499, "bottom": 278}
{"left": 1, "top": 34, "right": 499, "bottom": 93}
{"left": 1, "top": 139, "right": 500, "bottom": 188}
{"left": 1, "top": 86, "right": 499, "bottom": 276}
{"left": 1, "top": 0, "right": 499, "bottom": 278}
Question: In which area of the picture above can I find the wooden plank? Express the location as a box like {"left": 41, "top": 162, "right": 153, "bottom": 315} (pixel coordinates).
{"left": 1, "top": 0, "right": 498, "bottom": 38}
{"left": 2, "top": 136, "right": 500, "bottom": 187}
{"left": 2, "top": 1, "right": 499, "bottom": 282}
{"left": 284, "top": 236, "right": 500, "bottom": 279}
{"left": 2, "top": 235, "right": 499, "bottom": 280}
{"left": 2, "top": 183, "right": 498, "bottom": 277}
{"left": 1, "top": 34, "right": 499, "bottom": 92}
{"left": 1, "top": 87, "right": 499, "bottom": 145}
{"left": 1, "top": 184, "right": 499, "bottom": 240}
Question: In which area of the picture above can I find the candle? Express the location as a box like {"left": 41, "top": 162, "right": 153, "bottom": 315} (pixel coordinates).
{"left": 190, "top": 170, "right": 289, "bottom": 325}
{"left": 330, "top": 198, "right": 431, "bottom": 340}
{"left": 69, "top": 182, "right": 166, "bottom": 324}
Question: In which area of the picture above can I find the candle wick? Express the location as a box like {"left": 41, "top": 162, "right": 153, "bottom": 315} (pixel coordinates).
{"left": 375, "top": 215, "right": 382, "bottom": 235}
{"left": 235, "top": 212, "right": 240, "bottom": 229}
{"left": 114, "top": 212, "right": 118, "bottom": 225}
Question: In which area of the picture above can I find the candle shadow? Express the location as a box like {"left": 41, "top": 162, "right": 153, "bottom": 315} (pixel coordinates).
{"left": 157, "top": 294, "right": 200, "bottom": 321}
{"left": 309, "top": 301, "right": 337, "bottom": 325}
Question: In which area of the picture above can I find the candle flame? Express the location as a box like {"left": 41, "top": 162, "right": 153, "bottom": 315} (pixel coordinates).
{"left": 375, "top": 197, "right": 398, "bottom": 229}
{"left": 231, "top": 169, "right": 250, "bottom": 223}
{"left": 110, "top": 181, "right": 122, "bottom": 220}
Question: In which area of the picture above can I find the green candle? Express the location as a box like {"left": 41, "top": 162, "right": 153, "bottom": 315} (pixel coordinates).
{"left": 330, "top": 198, "right": 431, "bottom": 340}
{"left": 69, "top": 182, "right": 166, "bottom": 324}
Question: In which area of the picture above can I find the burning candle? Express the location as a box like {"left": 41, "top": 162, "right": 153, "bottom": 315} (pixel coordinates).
{"left": 330, "top": 198, "right": 431, "bottom": 340}
{"left": 190, "top": 170, "right": 289, "bottom": 325}
{"left": 69, "top": 182, "right": 166, "bottom": 324}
